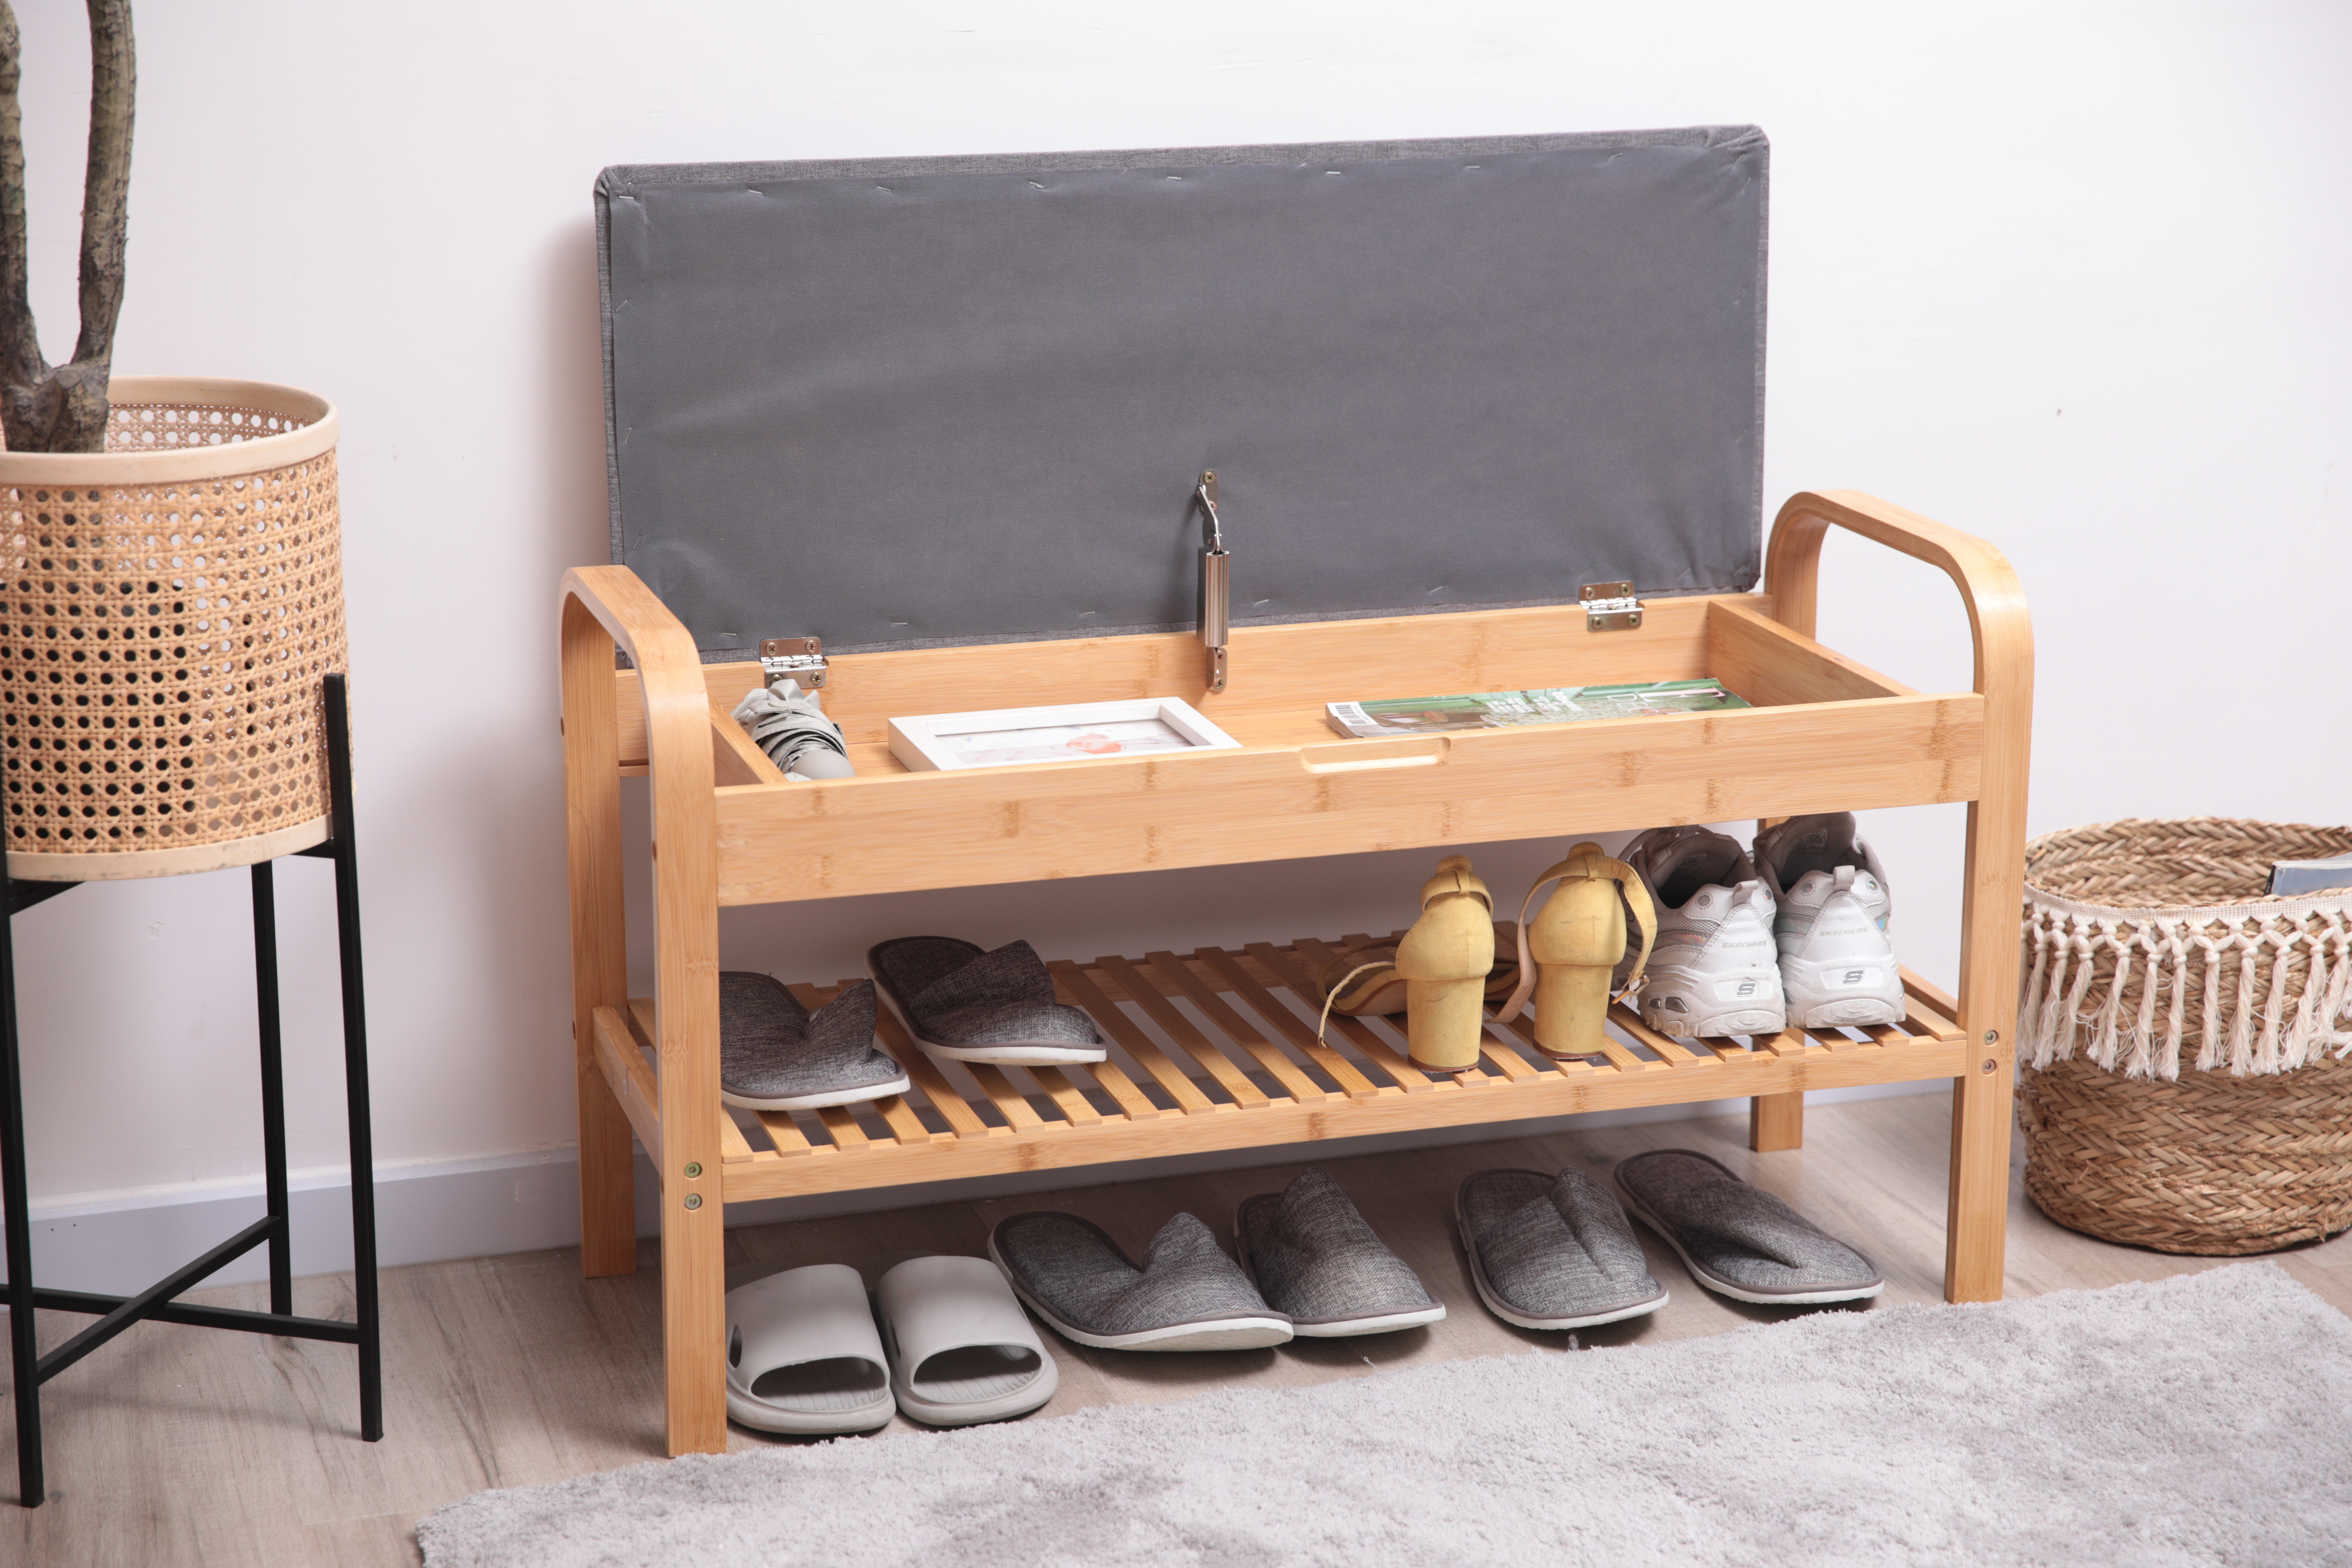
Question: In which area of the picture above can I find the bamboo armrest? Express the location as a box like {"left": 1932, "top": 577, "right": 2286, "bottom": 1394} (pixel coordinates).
{"left": 561, "top": 566, "right": 722, "bottom": 1127}
{"left": 1764, "top": 490, "right": 2032, "bottom": 706}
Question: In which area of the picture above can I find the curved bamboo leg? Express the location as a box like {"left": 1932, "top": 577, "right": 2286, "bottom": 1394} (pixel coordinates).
{"left": 563, "top": 568, "right": 728, "bottom": 1454}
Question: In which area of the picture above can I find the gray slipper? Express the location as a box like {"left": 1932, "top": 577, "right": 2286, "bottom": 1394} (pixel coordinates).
{"left": 1456, "top": 1168, "right": 1669, "bottom": 1331}
{"left": 868, "top": 937, "right": 1107, "bottom": 1065}
{"left": 721, "top": 973, "right": 909, "bottom": 1111}
{"left": 1614, "top": 1149, "right": 1884, "bottom": 1305}
{"left": 988, "top": 1211, "right": 1292, "bottom": 1351}
{"left": 1235, "top": 1168, "right": 1445, "bottom": 1337}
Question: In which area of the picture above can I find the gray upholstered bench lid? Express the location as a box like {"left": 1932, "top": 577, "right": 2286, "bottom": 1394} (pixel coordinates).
{"left": 597, "top": 127, "right": 1768, "bottom": 659}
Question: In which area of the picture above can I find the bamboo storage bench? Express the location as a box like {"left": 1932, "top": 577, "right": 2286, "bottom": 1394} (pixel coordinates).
{"left": 559, "top": 486, "right": 2033, "bottom": 1455}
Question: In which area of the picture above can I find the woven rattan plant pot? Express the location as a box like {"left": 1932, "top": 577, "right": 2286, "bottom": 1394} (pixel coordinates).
{"left": 2018, "top": 817, "right": 2352, "bottom": 1255}
{"left": 0, "top": 378, "right": 344, "bottom": 880}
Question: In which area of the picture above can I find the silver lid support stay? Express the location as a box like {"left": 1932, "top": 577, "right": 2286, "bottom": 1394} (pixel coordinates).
{"left": 1196, "top": 470, "right": 1230, "bottom": 693}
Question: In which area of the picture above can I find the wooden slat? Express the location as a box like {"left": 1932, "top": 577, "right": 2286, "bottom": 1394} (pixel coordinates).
{"left": 1268, "top": 937, "right": 1447, "bottom": 1094}
{"left": 872, "top": 1007, "right": 994, "bottom": 1139}
{"left": 753, "top": 1110, "right": 816, "bottom": 1157}
{"left": 1150, "top": 950, "right": 1330, "bottom": 1104}
{"left": 1201, "top": 945, "right": 1386, "bottom": 1098}
{"left": 1806, "top": 1027, "right": 1864, "bottom": 1053}
{"left": 966, "top": 1063, "right": 1048, "bottom": 1130}
{"left": 1053, "top": 961, "right": 1218, "bottom": 1115}
{"left": 1074, "top": 1059, "right": 1159, "bottom": 1120}
{"left": 1474, "top": 1028, "right": 1550, "bottom": 1082}
{"left": 1096, "top": 954, "right": 1271, "bottom": 1109}
{"left": 870, "top": 1095, "right": 938, "bottom": 1144}
{"left": 1608, "top": 1004, "right": 1722, "bottom": 1070}
{"left": 1031, "top": 1068, "right": 1106, "bottom": 1127}
{"left": 815, "top": 1105, "right": 871, "bottom": 1149}
{"left": 1861, "top": 1023, "right": 1910, "bottom": 1049}
{"left": 717, "top": 1113, "right": 757, "bottom": 1164}
{"left": 1758, "top": 1027, "right": 1820, "bottom": 1058}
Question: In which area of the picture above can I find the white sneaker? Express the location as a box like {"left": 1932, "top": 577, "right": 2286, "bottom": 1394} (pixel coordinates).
{"left": 1615, "top": 826, "right": 1786, "bottom": 1038}
{"left": 1755, "top": 813, "right": 1906, "bottom": 1030}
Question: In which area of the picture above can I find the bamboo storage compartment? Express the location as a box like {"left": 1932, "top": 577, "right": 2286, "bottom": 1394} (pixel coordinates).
{"left": 560, "top": 486, "right": 2034, "bottom": 1455}
{"left": 0, "top": 377, "right": 344, "bottom": 880}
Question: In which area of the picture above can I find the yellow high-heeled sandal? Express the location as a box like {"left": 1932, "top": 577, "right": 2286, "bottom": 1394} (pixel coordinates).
{"left": 1392, "top": 855, "right": 1496, "bottom": 1072}
{"left": 1494, "top": 843, "right": 1657, "bottom": 1060}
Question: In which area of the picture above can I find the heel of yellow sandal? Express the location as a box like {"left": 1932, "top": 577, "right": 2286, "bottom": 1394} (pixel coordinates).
{"left": 1407, "top": 977, "right": 1487, "bottom": 1072}
{"left": 1532, "top": 962, "right": 1612, "bottom": 1059}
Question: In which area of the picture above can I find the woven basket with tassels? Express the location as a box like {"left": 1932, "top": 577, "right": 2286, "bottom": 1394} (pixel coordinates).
{"left": 2017, "top": 817, "right": 2352, "bottom": 1255}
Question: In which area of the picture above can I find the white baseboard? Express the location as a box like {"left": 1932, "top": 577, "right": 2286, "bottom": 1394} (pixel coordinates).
{"left": 19, "top": 1081, "right": 1940, "bottom": 1294}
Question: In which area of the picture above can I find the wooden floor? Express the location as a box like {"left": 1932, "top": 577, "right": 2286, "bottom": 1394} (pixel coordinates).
{"left": 7, "top": 1090, "right": 2350, "bottom": 1567}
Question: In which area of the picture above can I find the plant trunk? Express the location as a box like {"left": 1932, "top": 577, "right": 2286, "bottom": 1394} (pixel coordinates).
{"left": 0, "top": 0, "right": 134, "bottom": 454}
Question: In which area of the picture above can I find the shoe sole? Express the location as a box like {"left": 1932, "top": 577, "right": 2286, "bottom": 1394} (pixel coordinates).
{"left": 725, "top": 1385, "right": 894, "bottom": 1435}
{"left": 1643, "top": 1006, "right": 1786, "bottom": 1039}
{"left": 1614, "top": 1180, "right": 1885, "bottom": 1306}
{"left": 872, "top": 973, "right": 1108, "bottom": 1065}
{"left": 987, "top": 1235, "right": 1292, "bottom": 1350}
{"left": 721, "top": 1073, "right": 911, "bottom": 1112}
{"left": 1287, "top": 1304, "right": 1448, "bottom": 1337}
{"left": 1791, "top": 998, "right": 1904, "bottom": 1030}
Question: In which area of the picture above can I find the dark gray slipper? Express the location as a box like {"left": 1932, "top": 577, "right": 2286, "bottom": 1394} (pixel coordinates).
{"left": 1456, "top": 1168, "right": 1669, "bottom": 1331}
{"left": 720, "top": 974, "right": 909, "bottom": 1111}
{"left": 868, "top": 937, "right": 1107, "bottom": 1065}
{"left": 1235, "top": 1168, "right": 1444, "bottom": 1337}
{"left": 988, "top": 1212, "right": 1292, "bottom": 1351}
{"left": 1614, "top": 1149, "right": 1884, "bottom": 1305}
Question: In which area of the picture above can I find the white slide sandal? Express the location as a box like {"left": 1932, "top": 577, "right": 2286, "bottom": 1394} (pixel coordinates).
{"left": 724, "top": 1265, "right": 896, "bottom": 1435}
{"left": 873, "top": 1256, "right": 1058, "bottom": 1427}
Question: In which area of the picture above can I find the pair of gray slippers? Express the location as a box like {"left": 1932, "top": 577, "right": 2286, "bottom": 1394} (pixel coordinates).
{"left": 990, "top": 1168, "right": 1445, "bottom": 1350}
{"left": 720, "top": 934, "right": 1107, "bottom": 1110}
{"left": 1459, "top": 1149, "right": 1884, "bottom": 1329}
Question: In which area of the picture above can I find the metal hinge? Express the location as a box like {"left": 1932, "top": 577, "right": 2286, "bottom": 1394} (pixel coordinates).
{"left": 759, "top": 636, "right": 828, "bottom": 690}
{"left": 1580, "top": 581, "right": 1643, "bottom": 632}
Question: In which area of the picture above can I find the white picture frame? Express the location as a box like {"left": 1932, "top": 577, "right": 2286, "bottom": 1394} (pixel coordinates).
{"left": 888, "top": 696, "right": 1244, "bottom": 773}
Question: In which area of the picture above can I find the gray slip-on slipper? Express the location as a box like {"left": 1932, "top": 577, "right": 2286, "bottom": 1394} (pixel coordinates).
{"left": 724, "top": 1264, "right": 895, "bottom": 1435}
{"left": 1456, "top": 1168, "right": 1669, "bottom": 1331}
{"left": 988, "top": 1211, "right": 1292, "bottom": 1351}
{"left": 721, "top": 973, "right": 910, "bottom": 1111}
{"left": 1614, "top": 1148, "right": 1885, "bottom": 1306}
{"left": 868, "top": 937, "right": 1107, "bottom": 1065}
{"left": 872, "top": 1255, "right": 1057, "bottom": 1427}
{"left": 1235, "top": 1168, "right": 1445, "bottom": 1337}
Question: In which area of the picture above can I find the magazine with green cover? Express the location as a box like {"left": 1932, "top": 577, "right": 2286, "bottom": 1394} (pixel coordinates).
{"left": 1325, "top": 679, "right": 1752, "bottom": 739}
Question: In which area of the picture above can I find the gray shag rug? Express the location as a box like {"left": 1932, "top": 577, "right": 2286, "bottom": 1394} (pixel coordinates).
{"left": 419, "top": 1263, "right": 2352, "bottom": 1567}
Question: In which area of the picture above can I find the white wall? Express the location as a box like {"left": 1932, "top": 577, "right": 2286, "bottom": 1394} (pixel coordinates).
{"left": 8, "top": 2, "right": 2347, "bottom": 1272}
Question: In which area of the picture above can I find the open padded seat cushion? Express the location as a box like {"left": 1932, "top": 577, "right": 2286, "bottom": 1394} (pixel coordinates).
{"left": 597, "top": 127, "right": 1768, "bottom": 659}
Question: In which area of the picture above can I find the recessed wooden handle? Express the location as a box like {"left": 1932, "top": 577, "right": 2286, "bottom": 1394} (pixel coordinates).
{"left": 1297, "top": 737, "right": 1451, "bottom": 773}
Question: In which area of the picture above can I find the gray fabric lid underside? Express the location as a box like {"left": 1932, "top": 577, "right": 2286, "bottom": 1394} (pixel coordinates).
{"left": 597, "top": 127, "right": 1768, "bottom": 659}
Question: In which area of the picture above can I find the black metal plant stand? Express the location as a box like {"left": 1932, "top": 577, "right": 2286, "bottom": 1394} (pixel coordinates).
{"left": 0, "top": 674, "right": 379, "bottom": 1507}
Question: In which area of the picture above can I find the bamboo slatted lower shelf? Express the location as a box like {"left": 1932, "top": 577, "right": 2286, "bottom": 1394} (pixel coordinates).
{"left": 589, "top": 930, "right": 1970, "bottom": 1206}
